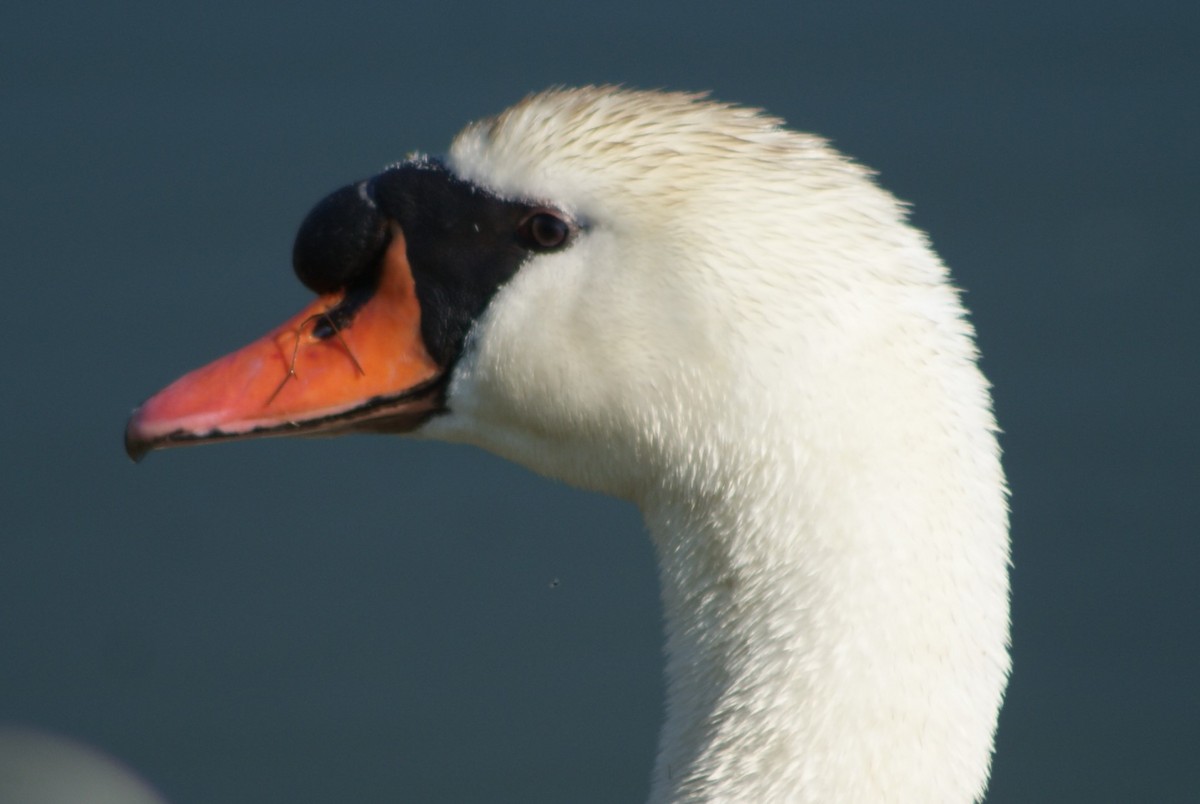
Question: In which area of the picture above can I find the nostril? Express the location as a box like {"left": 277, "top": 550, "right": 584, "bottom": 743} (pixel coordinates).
{"left": 292, "top": 181, "right": 390, "bottom": 294}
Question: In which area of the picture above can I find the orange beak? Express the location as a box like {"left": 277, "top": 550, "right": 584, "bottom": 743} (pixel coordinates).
{"left": 125, "top": 232, "right": 444, "bottom": 461}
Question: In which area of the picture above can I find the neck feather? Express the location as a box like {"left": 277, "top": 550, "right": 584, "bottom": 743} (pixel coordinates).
{"left": 641, "top": 367, "right": 1009, "bottom": 803}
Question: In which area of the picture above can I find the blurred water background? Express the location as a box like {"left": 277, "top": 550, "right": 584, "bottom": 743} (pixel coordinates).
{"left": 2, "top": 2, "right": 1197, "bottom": 801}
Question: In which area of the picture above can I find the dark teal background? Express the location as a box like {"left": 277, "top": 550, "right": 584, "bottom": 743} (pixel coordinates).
{"left": 3, "top": 2, "right": 1197, "bottom": 801}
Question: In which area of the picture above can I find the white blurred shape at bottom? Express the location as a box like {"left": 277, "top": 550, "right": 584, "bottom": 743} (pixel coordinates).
{"left": 0, "top": 726, "right": 166, "bottom": 804}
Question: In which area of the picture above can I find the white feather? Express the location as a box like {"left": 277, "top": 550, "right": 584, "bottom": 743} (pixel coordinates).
{"left": 424, "top": 87, "right": 1009, "bottom": 803}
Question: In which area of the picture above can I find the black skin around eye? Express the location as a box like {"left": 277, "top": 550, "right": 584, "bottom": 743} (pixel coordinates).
{"left": 289, "top": 160, "right": 578, "bottom": 367}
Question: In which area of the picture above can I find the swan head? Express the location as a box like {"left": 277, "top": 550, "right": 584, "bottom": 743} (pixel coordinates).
{"left": 127, "top": 87, "right": 958, "bottom": 502}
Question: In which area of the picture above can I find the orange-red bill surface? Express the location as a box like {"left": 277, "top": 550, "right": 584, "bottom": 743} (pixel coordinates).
{"left": 125, "top": 233, "right": 443, "bottom": 461}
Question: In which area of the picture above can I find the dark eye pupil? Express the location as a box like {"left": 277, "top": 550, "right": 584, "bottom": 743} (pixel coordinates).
{"left": 525, "top": 213, "right": 569, "bottom": 250}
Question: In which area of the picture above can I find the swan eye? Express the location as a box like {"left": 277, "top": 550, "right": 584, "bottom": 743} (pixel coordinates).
{"left": 518, "top": 211, "right": 572, "bottom": 251}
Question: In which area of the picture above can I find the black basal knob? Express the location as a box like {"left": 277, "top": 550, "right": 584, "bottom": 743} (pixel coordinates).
{"left": 292, "top": 181, "right": 390, "bottom": 294}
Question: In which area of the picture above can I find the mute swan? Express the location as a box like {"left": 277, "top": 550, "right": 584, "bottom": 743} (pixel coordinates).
{"left": 126, "top": 87, "right": 1010, "bottom": 803}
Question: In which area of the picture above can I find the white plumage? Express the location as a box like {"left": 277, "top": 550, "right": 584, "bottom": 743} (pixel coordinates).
{"left": 423, "top": 87, "right": 1011, "bottom": 802}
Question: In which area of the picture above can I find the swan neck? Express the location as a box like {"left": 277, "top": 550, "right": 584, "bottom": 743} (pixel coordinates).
{"left": 642, "top": 433, "right": 1007, "bottom": 803}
